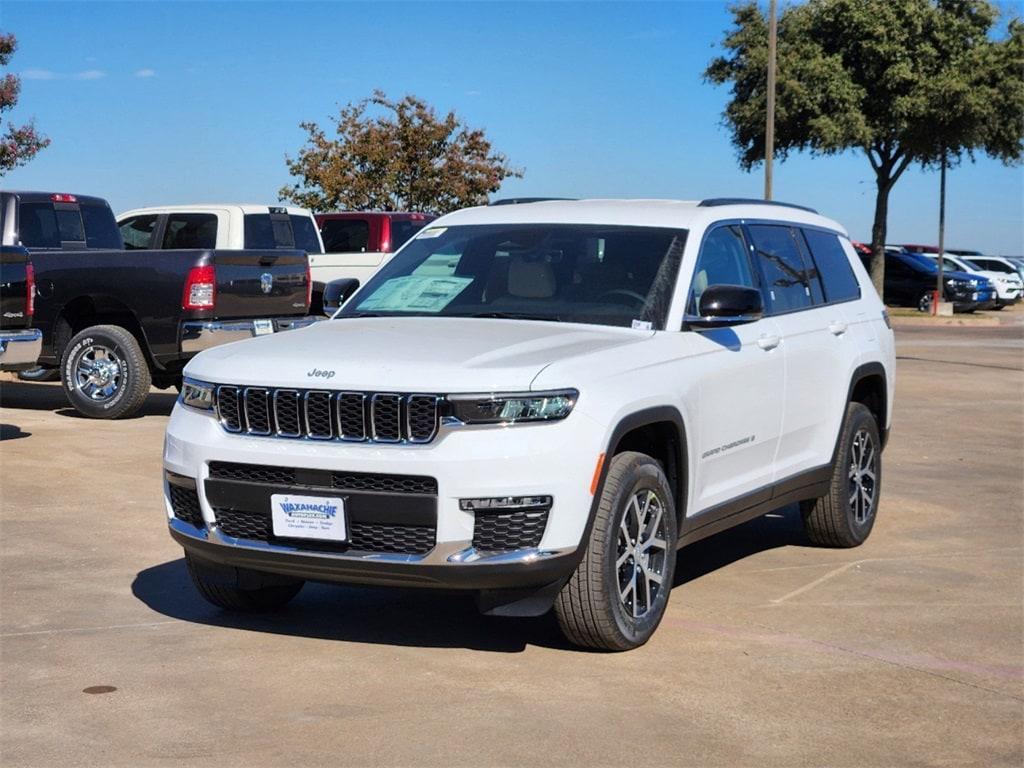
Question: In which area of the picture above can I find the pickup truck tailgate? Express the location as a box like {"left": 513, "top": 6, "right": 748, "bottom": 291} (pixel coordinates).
{"left": 214, "top": 250, "right": 309, "bottom": 318}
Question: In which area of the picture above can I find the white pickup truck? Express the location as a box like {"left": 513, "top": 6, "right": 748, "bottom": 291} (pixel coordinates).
{"left": 117, "top": 204, "right": 325, "bottom": 256}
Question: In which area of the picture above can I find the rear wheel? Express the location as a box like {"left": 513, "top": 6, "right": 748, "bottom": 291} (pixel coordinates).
{"left": 186, "top": 553, "right": 304, "bottom": 612}
{"left": 554, "top": 451, "right": 677, "bottom": 651}
{"left": 60, "top": 324, "right": 151, "bottom": 419}
{"left": 802, "top": 402, "right": 881, "bottom": 548}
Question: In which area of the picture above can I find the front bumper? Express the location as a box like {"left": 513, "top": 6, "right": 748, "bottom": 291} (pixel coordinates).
{"left": 181, "top": 316, "right": 319, "bottom": 355}
{"left": 170, "top": 520, "right": 577, "bottom": 590}
{"left": 163, "top": 402, "right": 603, "bottom": 590}
{"left": 0, "top": 328, "right": 42, "bottom": 371}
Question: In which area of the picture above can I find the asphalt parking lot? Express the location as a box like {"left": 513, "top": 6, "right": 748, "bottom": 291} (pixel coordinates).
{"left": 1, "top": 321, "right": 1021, "bottom": 767}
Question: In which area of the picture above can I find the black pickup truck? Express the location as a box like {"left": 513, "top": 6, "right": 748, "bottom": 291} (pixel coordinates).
{"left": 0, "top": 244, "right": 42, "bottom": 371}
{"left": 1, "top": 191, "right": 316, "bottom": 418}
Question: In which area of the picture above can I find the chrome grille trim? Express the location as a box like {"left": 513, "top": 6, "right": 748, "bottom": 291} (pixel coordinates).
{"left": 216, "top": 385, "right": 242, "bottom": 432}
{"left": 272, "top": 389, "right": 302, "bottom": 437}
{"left": 304, "top": 390, "right": 334, "bottom": 440}
{"left": 213, "top": 387, "right": 441, "bottom": 444}
{"left": 406, "top": 394, "right": 442, "bottom": 443}
{"left": 336, "top": 392, "right": 367, "bottom": 441}
{"left": 370, "top": 393, "right": 402, "bottom": 443}
{"left": 242, "top": 388, "right": 272, "bottom": 436}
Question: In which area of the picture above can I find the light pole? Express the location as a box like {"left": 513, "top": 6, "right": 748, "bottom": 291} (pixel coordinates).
{"left": 764, "top": 0, "right": 778, "bottom": 200}
{"left": 936, "top": 150, "right": 947, "bottom": 313}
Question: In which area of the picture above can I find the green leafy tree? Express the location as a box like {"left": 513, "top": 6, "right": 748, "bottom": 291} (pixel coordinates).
{"left": 0, "top": 33, "right": 50, "bottom": 176}
{"left": 705, "top": 0, "right": 1024, "bottom": 291}
{"left": 281, "top": 90, "right": 523, "bottom": 214}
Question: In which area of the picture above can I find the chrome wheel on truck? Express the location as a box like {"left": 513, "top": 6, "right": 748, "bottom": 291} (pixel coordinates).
{"left": 73, "top": 344, "right": 123, "bottom": 401}
{"left": 60, "top": 325, "right": 152, "bottom": 419}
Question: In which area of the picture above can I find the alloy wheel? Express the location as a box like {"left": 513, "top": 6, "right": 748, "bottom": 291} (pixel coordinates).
{"left": 848, "top": 429, "right": 877, "bottom": 525}
{"left": 616, "top": 489, "right": 669, "bottom": 619}
{"left": 73, "top": 344, "right": 123, "bottom": 402}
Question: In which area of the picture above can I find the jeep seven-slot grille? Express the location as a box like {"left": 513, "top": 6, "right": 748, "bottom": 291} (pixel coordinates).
{"left": 215, "top": 386, "right": 441, "bottom": 443}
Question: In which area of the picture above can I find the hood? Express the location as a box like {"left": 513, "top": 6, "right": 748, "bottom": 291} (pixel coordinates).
{"left": 943, "top": 270, "right": 989, "bottom": 285}
{"left": 184, "top": 316, "right": 652, "bottom": 392}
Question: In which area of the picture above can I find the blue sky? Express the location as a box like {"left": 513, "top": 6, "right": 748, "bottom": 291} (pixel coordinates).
{"left": 2, "top": 0, "right": 1022, "bottom": 253}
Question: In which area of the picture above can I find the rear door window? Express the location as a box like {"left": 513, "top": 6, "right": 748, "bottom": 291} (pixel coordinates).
{"left": 80, "top": 203, "right": 122, "bottom": 249}
{"left": 801, "top": 229, "right": 861, "bottom": 303}
{"left": 120, "top": 215, "right": 159, "bottom": 250}
{"left": 162, "top": 214, "right": 218, "bottom": 249}
{"left": 321, "top": 219, "right": 370, "bottom": 253}
{"left": 289, "top": 214, "right": 322, "bottom": 253}
{"left": 748, "top": 224, "right": 816, "bottom": 314}
{"left": 244, "top": 214, "right": 295, "bottom": 249}
{"left": 18, "top": 202, "right": 61, "bottom": 248}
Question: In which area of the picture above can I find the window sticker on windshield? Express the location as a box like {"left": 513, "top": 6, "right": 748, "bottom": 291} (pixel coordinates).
{"left": 357, "top": 275, "right": 472, "bottom": 313}
{"left": 416, "top": 227, "right": 447, "bottom": 239}
{"left": 631, "top": 319, "right": 653, "bottom": 331}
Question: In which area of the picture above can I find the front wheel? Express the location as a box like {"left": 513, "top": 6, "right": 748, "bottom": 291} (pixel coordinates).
{"left": 60, "top": 324, "right": 152, "bottom": 419}
{"left": 802, "top": 402, "right": 881, "bottom": 548}
{"left": 554, "top": 451, "right": 678, "bottom": 651}
{"left": 917, "top": 290, "right": 934, "bottom": 313}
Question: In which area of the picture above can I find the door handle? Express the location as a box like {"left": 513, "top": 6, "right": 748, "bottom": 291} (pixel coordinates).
{"left": 757, "top": 334, "right": 781, "bottom": 351}
{"left": 828, "top": 320, "right": 848, "bottom": 336}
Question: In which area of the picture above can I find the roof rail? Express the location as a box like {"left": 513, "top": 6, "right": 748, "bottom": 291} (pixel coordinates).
{"left": 488, "top": 197, "right": 577, "bottom": 206}
{"left": 698, "top": 197, "right": 818, "bottom": 214}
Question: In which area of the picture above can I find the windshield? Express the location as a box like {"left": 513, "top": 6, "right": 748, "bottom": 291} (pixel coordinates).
{"left": 338, "top": 223, "right": 687, "bottom": 330}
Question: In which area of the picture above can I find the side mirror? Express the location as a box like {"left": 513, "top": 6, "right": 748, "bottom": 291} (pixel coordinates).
{"left": 322, "top": 278, "right": 360, "bottom": 317}
{"left": 684, "top": 284, "right": 763, "bottom": 329}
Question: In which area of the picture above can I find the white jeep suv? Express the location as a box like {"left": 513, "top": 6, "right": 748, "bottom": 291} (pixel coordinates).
{"left": 163, "top": 198, "right": 895, "bottom": 651}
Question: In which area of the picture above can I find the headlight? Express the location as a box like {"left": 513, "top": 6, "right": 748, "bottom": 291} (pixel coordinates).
{"left": 448, "top": 389, "right": 578, "bottom": 425}
{"left": 179, "top": 377, "right": 215, "bottom": 411}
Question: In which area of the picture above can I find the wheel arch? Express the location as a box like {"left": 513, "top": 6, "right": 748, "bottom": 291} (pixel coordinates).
{"left": 846, "top": 362, "right": 888, "bottom": 450}
{"left": 55, "top": 295, "right": 154, "bottom": 370}
{"left": 602, "top": 406, "right": 689, "bottom": 528}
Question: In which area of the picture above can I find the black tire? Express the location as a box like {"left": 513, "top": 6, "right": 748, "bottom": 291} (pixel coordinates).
{"left": 802, "top": 402, "right": 881, "bottom": 548}
{"left": 60, "top": 325, "right": 152, "bottom": 419}
{"left": 917, "top": 290, "right": 933, "bottom": 313}
{"left": 554, "top": 451, "right": 678, "bottom": 651}
{"left": 17, "top": 366, "right": 60, "bottom": 382}
{"left": 186, "top": 553, "right": 304, "bottom": 612}
{"left": 992, "top": 304, "right": 1005, "bottom": 311}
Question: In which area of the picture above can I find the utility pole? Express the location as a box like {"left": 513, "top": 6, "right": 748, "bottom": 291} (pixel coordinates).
{"left": 936, "top": 151, "right": 947, "bottom": 313}
{"left": 764, "top": 0, "right": 778, "bottom": 200}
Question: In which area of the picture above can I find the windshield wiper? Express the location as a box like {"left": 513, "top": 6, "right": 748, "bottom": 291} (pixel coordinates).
{"left": 456, "top": 311, "right": 563, "bottom": 322}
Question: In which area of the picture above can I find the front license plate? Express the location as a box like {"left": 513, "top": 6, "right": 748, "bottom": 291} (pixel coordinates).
{"left": 271, "top": 494, "right": 347, "bottom": 541}
{"left": 972, "top": 292, "right": 979, "bottom": 301}
{"left": 253, "top": 319, "right": 274, "bottom": 336}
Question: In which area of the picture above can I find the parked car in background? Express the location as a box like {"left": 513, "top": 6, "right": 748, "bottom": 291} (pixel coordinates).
{"left": 915, "top": 252, "right": 1021, "bottom": 309}
{"left": 2, "top": 191, "right": 316, "bottom": 418}
{"left": 116, "top": 204, "right": 324, "bottom": 255}
{"left": 970, "top": 255, "right": 1024, "bottom": 285}
{"left": 312, "top": 212, "right": 435, "bottom": 308}
{"left": 0, "top": 244, "right": 42, "bottom": 371}
{"left": 883, "top": 250, "right": 995, "bottom": 312}
{"left": 164, "top": 197, "right": 895, "bottom": 651}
